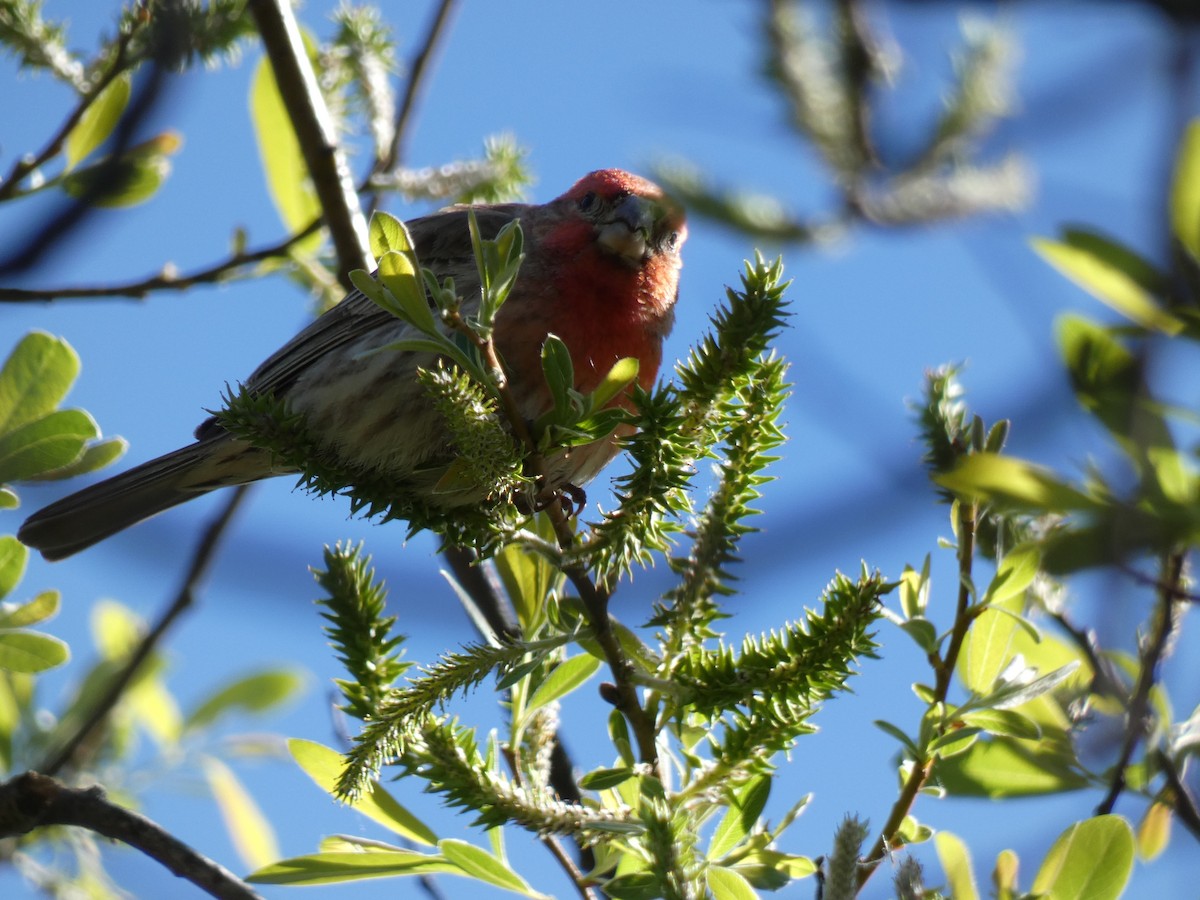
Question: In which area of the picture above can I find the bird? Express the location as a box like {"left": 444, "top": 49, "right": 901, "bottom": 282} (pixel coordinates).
{"left": 19, "top": 169, "right": 687, "bottom": 560}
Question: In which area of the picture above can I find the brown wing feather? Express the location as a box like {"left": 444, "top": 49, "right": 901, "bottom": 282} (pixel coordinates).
{"left": 195, "top": 205, "right": 524, "bottom": 440}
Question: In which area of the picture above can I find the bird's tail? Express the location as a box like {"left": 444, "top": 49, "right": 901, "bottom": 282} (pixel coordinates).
{"left": 18, "top": 438, "right": 261, "bottom": 561}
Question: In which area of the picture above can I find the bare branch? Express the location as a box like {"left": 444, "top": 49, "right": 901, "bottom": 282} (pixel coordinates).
{"left": 248, "top": 0, "right": 370, "bottom": 282}
{"left": 40, "top": 487, "right": 250, "bottom": 776}
{"left": 0, "top": 771, "right": 263, "bottom": 900}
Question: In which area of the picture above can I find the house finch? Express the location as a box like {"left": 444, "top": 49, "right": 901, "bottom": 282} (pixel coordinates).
{"left": 20, "top": 169, "right": 686, "bottom": 560}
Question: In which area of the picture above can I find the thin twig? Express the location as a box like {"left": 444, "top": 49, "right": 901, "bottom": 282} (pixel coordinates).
{"left": 0, "top": 219, "right": 323, "bottom": 302}
{"left": 1097, "top": 550, "right": 1185, "bottom": 816}
{"left": 40, "top": 487, "right": 250, "bottom": 776}
{"left": 248, "top": 0, "right": 370, "bottom": 283}
{"left": 1048, "top": 609, "right": 1127, "bottom": 699}
{"left": 858, "top": 500, "right": 978, "bottom": 889}
{"left": 1154, "top": 750, "right": 1200, "bottom": 843}
{"left": 0, "top": 771, "right": 263, "bottom": 900}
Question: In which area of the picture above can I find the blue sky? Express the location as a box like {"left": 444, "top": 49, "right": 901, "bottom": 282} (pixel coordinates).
{"left": 2, "top": 2, "right": 1197, "bottom": 897}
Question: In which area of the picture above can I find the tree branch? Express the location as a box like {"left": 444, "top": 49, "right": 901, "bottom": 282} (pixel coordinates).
{"left": 40, "top": 487, "right": 250, "bottom": 776}
{"left": 1097, "top": 550, "right": 1186, "bottom": 816}
{"left": 0, "top": 219, "right": 323, "bottom": 302}
{"left": 0, "top": 771, "right": 263, "bottom": 900}
{"left": 248, "top": 0, "right": 370, "bottom": 283}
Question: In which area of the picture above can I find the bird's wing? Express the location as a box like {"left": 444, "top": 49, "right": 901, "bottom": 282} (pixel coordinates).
{"left": 194, "top": 205, "right": 523, "bottom": 440}
{"left": 243, "top": 207, "right": 523, "bottom": 391}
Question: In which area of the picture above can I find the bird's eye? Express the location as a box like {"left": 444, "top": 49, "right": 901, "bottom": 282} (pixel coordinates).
{"left": 578, "top": 191, "right": 598, "bottom": 212}
{"left": 667, "top": 231, "right": 679, "bottom": 249}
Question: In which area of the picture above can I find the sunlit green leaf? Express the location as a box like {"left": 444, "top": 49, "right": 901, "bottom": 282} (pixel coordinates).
{"left": 187, "top": 669, "right": 304, "bottom": 731}
{"left": 0, "top": 630, "right": 69, "bottom": 673}
{"left": 706, "top": 865, "right": 758, "bottom": 900}
{"left": 962, "top": 603, "right": 1018, "bottom": 695}
{"left": 0, "top": 408, "right": 97, "bottom": 482}
{"left": 203, "top": 756, "right": 279, "bottom": 870}
{"left": 369, "top": 210, "right": 414, "bottom": 259}
{"left": 579, "top": 767, "right": 634, "bottom": 791}
{"left": 0, "top": 332, "right": 79, "bottom": 435}
{"left": 1033, "top": 233, "right": 1180, "bottom": 334}
{"left": 1136, "top": 800, "right": 1172, "bottom": 861}
{"left": 250, "top": 50, "right": 322, "bottom": 246}
{"left": 0, "top": 488, "right": 16, "bottom": 509}
{"left": 61, "top": 134, "right": 180, "bottom": 208}
{"left": 936, "top": 453, "right": 1096, "bottom": 512}
{"left": 984, "top": 545, "right": 1040, "bottom": 607}
{"left": 0, "top": 537, "right": 27, "bottom": 603}
{"left": 590, "top": 357, "right": 640, "bottom": 409}
{"left": 249, "top": 850, "right": 456, "bottom": 885}
{"left": 1170, "top": 119, "right": 1200, "bottom": 263}
{"left": 961, "top": 708, "right": 1041, "bottom": 741}
{"left": 437, "top": 839, "right": 535, "bottom": 895}
{"left": 288, "top": 739, "right": 437, "bottom": 845}
{"left": 30, "top": 436, "right": 127, "bottom": 481}
{"left": 65, "top": 73, "right": 132, "bottom": 170}
{"left": 377, "top": 249, "right": 435, "bottom": 333}
{"left": 709, "top": 774, "right": 770, "bottom": 859}
{"left": 0, "top": 589, "right": 58, "bottom": 628}
{"left": 1031, "top": 815, "right": 1134, "bottom": 900}
{"left": 936, "top": 736, "right": 1088, "bottom": 797}
{"left": 935, "top": 831, "right": 978, "bottom": 900}
{"left": 522, "top": 654, "right": 600, "bottom": 724}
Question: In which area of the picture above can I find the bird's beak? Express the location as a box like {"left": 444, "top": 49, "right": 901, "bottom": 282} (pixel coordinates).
{"left": 597, "top": 194, "right": 657, "bottom": 262}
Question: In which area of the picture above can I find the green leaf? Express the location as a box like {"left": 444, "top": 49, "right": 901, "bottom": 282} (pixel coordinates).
{"left": 349, "top": 268, "right": 386, "bottom": 304}
{"left": 1170, "top": 119, "right": 1200, "bottom": 263}
{"left": 962, "top": 604, "right": 1018, "bottom": 695}
{"left": 936, "top": 453, "right": 1096, "bottom": 512}
{"left": 377, "top": 250, "right": 435, "bottom": 333}
{"left": 0, "top": 409, "right": 98, "bottom": 482}
{"left": 0, "top": 537, "right": 28, "bottom": 602}
{"left": 202, "top": 756, "right": 279, "bottom": 870}
{"left": 1136, "top": 800, "right": 1171, "bottom": 861}
{"left": 522, "top": 654, "right": 600, "bottom": 724}
{"left": 250, "top": 850, "right": 456, "bottom": 885}
{"left": 437, "top": 839, "right": 535, "bottom": 896}
{"left": 936, "top": 736, "right": 1088, "bottom": 797}
{"left": 1032, "top": 233, "right": 1181, "bottom": 334}
{"left": 494, "top": 515, "right": 559, "bottom": 634}
{"left": 604, "top": 872, "right": 660, "bottom": 900}
{"left": 0, "top": 630, "right": 69, "bottom": 672}
{"left": 1031, "top": 815, "right": 1134, "bottom": 900}
{"left": 590, "top": 356, "right": 640, "bottom": 409}
{"left": 368, "top": 210, "right": 415, "bottom": 260}
{"left": 899, "top": 618, "right": 938, "bottom": 654}
{"left": 929, "top": 727, "right": 982, "bottom": 758}
{"left": 706, "top": 865, "right": 758, "bottom": 900}
{"left": 186, "top": 670, "right": 303, "bottom": 731}
{"left": 935, "top": 831, "right": 978, "bottom": 900}
{"left": 288, "top": 739, "right": 437, "bottom": 845}
{"left": 578, "top": 767, "right": 634, "bottom": 791}
{"left": 985, "top": 662, "right": 1080, "bottom": 711}
{"left": 540, "top": 335, "right": 575, "bottom": 415}
{"left": 65, "top": 73, "right": 132, "bottom": 170}
{"left": 250, "top": 51, "right": 322, "bottom": 243}
{"left": 30, "top": 436, "right": 127, "bottom": 481}
{"left": 0, "top": 589, "right": 58, "bottom": 628}
{"left": 961, "top": 708, "right": 1041, "bottom": 741}
{"left": 984, "top": 545, "right": 1040, "bottom": 607}
{"left": 874, "top": 720, "right": 922, "bottom": 759}
{"left": 710, "top": 774, "right": 770, "bottom": 859}
{"left": 0, "top": 489, "right": 16, "bottom": 509}
{"left": 0, "top": 332, "right": 79, "bottom": 435}
{"left": 61, "top": 134, "right": 180, "bottom": 208}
